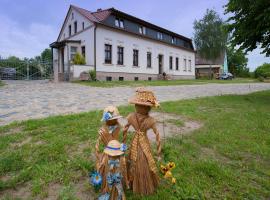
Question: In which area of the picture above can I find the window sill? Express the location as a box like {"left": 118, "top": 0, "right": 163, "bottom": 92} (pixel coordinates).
{"left": 132, "top": 66, "right": 140, "bottom": 68}
{"left": 116, "top": 64, "right": 125, "bottom": 67}
{"left": 146, "top": 67, "right": 152, "bottom": 69}
{"left": 103, "top": 63, "right": 114, "bottom": 66}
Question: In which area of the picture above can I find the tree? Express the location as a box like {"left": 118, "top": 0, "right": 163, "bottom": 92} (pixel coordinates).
{"left": 254, "top": 63, "right": 270, "bottom": 78}
{"left": 40, "top": 48, "right": 52, "bottom": 62}
{"left": 193, "top": 9, "right": 227, "bottom": 79}
{"left": 225, "top": 0, "right": 270, "bottom": 56}
{"left": 227, "top": 46, "right": 249, "bottom": 77}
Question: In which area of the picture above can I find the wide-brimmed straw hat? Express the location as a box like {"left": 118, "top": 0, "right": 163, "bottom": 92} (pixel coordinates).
{"left": 128, "top": 87, "right": 159, "bottom": 107}
{"left": 101, "top": 106, "right": 122, "bottom": 121}
{"left": 104, "top": 140, "right": 124, "bottom": 156}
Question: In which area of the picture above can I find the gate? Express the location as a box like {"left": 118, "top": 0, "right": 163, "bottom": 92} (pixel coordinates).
{"left": 0, "top": 58, "right": 53, "bottom": 80}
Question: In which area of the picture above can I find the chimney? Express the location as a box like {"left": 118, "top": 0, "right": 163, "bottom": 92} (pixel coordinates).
{"left": 97, "top": 8, "right": 102, "bottom": 12}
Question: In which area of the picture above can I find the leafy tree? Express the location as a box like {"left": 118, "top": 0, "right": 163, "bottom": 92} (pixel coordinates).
{"left": 225, "top": 0, "right": 270, "bottom": 56}
{"left": 41, "top": 48, "right": 52, "bottom": 62}
{"left": 193, "top": 9, "right": 227, "bottom": 79}
{"left": 72, "top": 53, "right": 86, "bottom": 65}
{"left": 254, "top": 63, "right": 270, "bottom": 78}
{"left": 227, "top": 46, "right": 249, "bottom": 77}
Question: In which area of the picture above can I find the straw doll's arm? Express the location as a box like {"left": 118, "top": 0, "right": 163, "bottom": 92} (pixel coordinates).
{"left": 152, "top": 124, "right": 161, "bottom": 160}
{"left": 122, "top": 123, "right": 130, "bottom": 143}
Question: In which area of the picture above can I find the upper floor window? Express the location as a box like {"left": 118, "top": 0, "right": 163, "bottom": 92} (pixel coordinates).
{"left": 184, "top": 58, "right": 187, "bottom": 71}
{"left": 104, "top": 44, "right": 112, "bottom": 64}
{"left": 147, "top": 52, "right": 151, "bottom": 68}
{"left": 176, "top": 57, "right": 179, "bottom": 70}
{"left": 71, "top": 13, "right": 74, "bottom": 20}
{"left": 74, "top": 21, "right": 77, "bottom": 34}
{"left": 169, "top": 56, "right": 173, "bottom": 70}
{"left": 69, "top": 25, "right": 71, "bottom": 36}
{"left": 82, "top": 22, "right": 85, "bottom": 30}
{"left": 115, "top": 18, "right": 124, "bottom": 28}
{"left": 139, "top": 26, "right": 146, "bottom": 35}
{"left": 188, "top": 60, "right": 192, "bottom": 71}
{"left": 172, "top": 37, "right": 176, "bottom": 44}
{"left": 117, "top": 46, "right": 124, "bottom": 65}
{"left": 157, "top": 32, "right": 163, "bottom": 40}
{"left": 133, "top": 49, "right": 139, "bottom": 66}
{"left": 70, "top": 46, "right": 77, "bottom": 60}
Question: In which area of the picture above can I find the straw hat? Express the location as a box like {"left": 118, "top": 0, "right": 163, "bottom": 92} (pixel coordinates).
{"left": 101, "top": 106, "right": 122, "bottom": 121}
{"left": 128, "top": 87, "right": 159, "bottom": 107}
{"left": 104, "top": 140, "right": 124, "bottom": 156}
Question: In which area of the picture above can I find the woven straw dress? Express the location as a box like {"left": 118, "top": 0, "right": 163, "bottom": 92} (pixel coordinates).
{"left": 127, "top": 112, "right": 160, "bottom": 195}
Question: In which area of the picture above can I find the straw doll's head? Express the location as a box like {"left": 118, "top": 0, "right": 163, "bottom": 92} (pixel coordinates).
{"left": 128, "top": 87, "right": 159, "bottom": 115}
{"left": 101, "top": 106, "right": 122, "bottom": 126}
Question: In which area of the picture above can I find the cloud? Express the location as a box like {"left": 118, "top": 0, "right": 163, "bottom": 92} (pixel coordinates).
{"left": 0, "top": 14, "right": 57, "bottom": 59}
{"left": 247, "top": 48, "right": 270, "bottom": 71}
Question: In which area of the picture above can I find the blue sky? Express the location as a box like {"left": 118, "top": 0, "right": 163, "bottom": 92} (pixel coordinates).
{"left": 0, "top": 0, "right": 269, "bottom": 71}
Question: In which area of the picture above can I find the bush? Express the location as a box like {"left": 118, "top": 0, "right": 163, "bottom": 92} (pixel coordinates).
{"left": 254, "top": 63, "right": 270, "bottom": 78}
{"left": 89, "top": 70, "right": 96, "bottom": 81}
{"left": 72, "top": 53, "right": 86, "bottom": 65}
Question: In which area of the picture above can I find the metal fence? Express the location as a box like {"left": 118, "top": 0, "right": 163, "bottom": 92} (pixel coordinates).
{"left": 0, "top": 58, "right": 53, "bottom": 80}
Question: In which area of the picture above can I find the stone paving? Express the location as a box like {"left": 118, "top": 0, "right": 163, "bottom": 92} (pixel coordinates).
{"left": 1, "top": 80, "right": 270, "bottom": 126}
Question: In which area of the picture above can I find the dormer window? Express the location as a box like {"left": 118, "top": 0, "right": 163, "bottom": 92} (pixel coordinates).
{"left": 157, "top": 32, "right": 163, "bottom": 40}
{"left": 172, "top": 37, "right": 176, "bottom": 44}
{"left": 69, "top": 25, "right": 71, "bottom": 36}
{"left": 71, "top": 13, "right": 74, "bottom": 20}
{"left": 82, "top": 22, "right": 85, "bottom": 30}
{"left": 115, "top": 18, "right": 124, "bottom": 28}
{"left": 74, "top": 21, "right": 77, "bottom": 34}
{"left": 139, "top": 26, "right": 146, "bottom": 35}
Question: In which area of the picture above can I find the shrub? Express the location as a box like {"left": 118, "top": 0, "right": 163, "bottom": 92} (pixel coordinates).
{"left": 72, "top": 53, "right": 86, "bottom": 65}
{"left": 254, "top": 63, "right": 270, "bottom": 78}
{"left": 89, "top": 70, "right": 96, "bottom": 81}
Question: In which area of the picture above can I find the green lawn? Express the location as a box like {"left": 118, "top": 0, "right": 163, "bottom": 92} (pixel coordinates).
{"left": 73, "top": 78, "right": 258, "bottom": 88}
{"left": 0, "top": 80, "right": 4, "bottom": 87}
{"left": 0, "top": 91, "right": 270, "bottom": 199}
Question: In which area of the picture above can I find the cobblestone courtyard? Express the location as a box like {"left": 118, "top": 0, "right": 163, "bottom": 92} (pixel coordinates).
{"left": 1, "top": 80, "right": 270, "bottom": 126}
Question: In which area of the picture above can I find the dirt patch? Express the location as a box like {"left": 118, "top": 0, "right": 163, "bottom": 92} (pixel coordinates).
{"left": 200, "top": 147, "right": 231, "bottom": 163}
{"left": 118, "top": 112, "right": 203, "bottom": 142}
{"left": 1, "top": 126, "right": 24, "bottom": 136}
{"left": 0, "top": 183, "right": 32, "bottom": 200}
{"left": 10, "top": 136, "right": 32, "bottom": 148}
{"left": 68, "top": 141, "right": 90, "bottom": 158}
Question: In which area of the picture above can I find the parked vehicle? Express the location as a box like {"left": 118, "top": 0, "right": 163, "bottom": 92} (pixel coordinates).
{"left": 219, "top": 72, "right": 234, "bottom": 80}
{"left": 0, "top": 67, "right": 16, "bottom": 80}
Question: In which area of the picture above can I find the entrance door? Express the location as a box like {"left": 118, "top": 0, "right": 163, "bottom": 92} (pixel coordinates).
{"left": 158, "top": 54, "right": 163, "bottom": 74}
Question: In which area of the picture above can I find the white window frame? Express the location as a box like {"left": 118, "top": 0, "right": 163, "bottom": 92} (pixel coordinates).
{"left": 70, "top": 46, "right": 77, "bottom": 60}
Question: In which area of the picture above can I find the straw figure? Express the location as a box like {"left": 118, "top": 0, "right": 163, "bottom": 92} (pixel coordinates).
{"left": 98, "top": 140, "right": 127, "bottom": 200}
{"left": 123, "top": 87, "right": 162, "bottom": 195}
{"left": 95, "top": 106, "right": 128, "bottom": 194}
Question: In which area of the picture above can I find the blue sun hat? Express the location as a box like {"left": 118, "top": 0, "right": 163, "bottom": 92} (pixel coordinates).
{"left": 101, "top": 106, "right": 122, "bottom": 122}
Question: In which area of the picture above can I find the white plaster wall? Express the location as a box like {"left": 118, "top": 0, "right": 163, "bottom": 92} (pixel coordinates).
{"left": 71, "top": 65, "right": 94, "bottom": 78}
{"left": 96, "top": 26, "right": 195, "bottom": 76}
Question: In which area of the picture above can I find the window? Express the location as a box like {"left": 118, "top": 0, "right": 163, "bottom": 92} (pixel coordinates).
{"left": 81, "top": 46, "right": 85, "bottom": 58}
{"left": 63, "top": 33, "right": 65, "bottom": 39}
{"left": 147, "top": 52, "right": 151, "bottom": 68}
{"left": 134, "top": 77, "right": 139, "bottom": 81}
{"left": 139, "top": 26, "right": 146, "bottom": 34}
{"left": 117, "top": 46, "right": 124, "bottom": 65}
{"left": 176, "top": 57, "right": 179, "bottom": 70}
{"left": 115, "top": 18, "right": 124, "bottom": 28}
{"left": 169, "top": 56, "right": 173, "bottom": 70}
{"left": 184, "top": 58, "right": 187, "bottom": 71}
{"left": 69, "top": 25, "right": 71, "bottom": 36}
{"left": 148, "top": 77, "right": 152, "bottom": 81}
{"left": 104, "top": 44, "right": 112, "bottom": 64}
{"left": 71, "top": 13, "right": 74, "bottom": 20}
{"left": 188, "top": 60, "right": 192, "bottom": 71}
{"left": 82, "top": 22, "right": 85, "bottom": 30}
{"left": 106, "top": 76, "right": 112, "bottom": 81}
{"left": 172, "top": 37, "right": 176, "bottom": 44}
{"left": 133, "top": 49, "right": 139, "bottom": 66}
{"left": 74, "top": 21, "right": 77, "bottom": 34}
{"left": 70, "top": 46, "right": 77, "bottom": 60}
{"left": 119, "top": 77, "right": 124, "bottom": 81}
{"left": 157, "top": 32, "right": 163, "bottom": 40}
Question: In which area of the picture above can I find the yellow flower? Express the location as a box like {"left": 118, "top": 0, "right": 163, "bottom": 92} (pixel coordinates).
{"left": 167, "top": 162, "right": 176, "bottom": 170}
{"left": 164, "top": 171, "right": 172, "bottom": 178}
{"left": 171, "top": 177, "right": 176, "bottom": 184}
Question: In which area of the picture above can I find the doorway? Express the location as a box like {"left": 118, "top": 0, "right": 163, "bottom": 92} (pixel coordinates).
{"left": 158, "top": 54, "right": 163, "bottom": 74}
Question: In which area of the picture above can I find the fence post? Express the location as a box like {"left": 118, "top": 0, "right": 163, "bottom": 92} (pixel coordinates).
{"left": 27, "top": 61, "right": 30, "bottom": 80}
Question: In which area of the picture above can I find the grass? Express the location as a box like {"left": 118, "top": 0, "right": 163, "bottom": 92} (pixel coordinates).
{"left": 0, "top": 80, "right": 4, "bottom": 87}
{"left": 73, "top": 78, "right": 258, "bottom": 88}
{"left": 0, "top": 91, "right": 270, "bottom": 199}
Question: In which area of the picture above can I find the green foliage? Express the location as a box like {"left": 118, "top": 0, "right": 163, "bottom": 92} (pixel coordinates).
{"left": 225, "top": 0, "right": 270, "bottom": 56}
{"left": 254, "top": 63, "right": 270, "bottom": 78}
{"left": 227, "top": 46, "right": 249, "bottom": 77}
{"left": 72, "top": 53, "right": 86, "bottom": 65}
{"left": 193, "top": 9, "right": 227, "bottom": 61}
{"left": 41, "top": 48, "right": 52, "bottom": 62}
{"left": 89, "top": 70, "right": 96, "bottom": 81}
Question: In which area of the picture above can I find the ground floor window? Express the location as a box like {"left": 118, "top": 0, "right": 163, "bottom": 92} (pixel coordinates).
{"left": 117, "top": 46, "right": 124, "bottom": 65}
{"left": 188, "top": 60, "right": 192, "bottom": 71}
{"left": 134, "top": 77, "right": 139, "bottom": 81}
{"left": 169, "top": 56, "right": 173, "bottom": 70}
{"left": 106, "top": 76, "right": 112, "bottom": 81}
{"left": 133, "top": 49, "right": 139, "bottom": 66}
{"left": 147, "top": 52, "right": 151, "bottom": 68}
{"left": 148, "top": 77, "right": 152, "bottom": 81}
{"left": 81, "top": 46, "right": 85, "bottom": 58}
{"left": 176, "top": 57, "right": 179, "bottom": 70}
{"left": 105, "top": 44, "right": 112, "bottom": 64}
{"left": 70, "top": 46, "right": 77, "bottom": 60}
{"left": 184, "top": 58, "right": 187, "bottom": 71}
{"left": 119, "top": 77, "right": 124, "bottom": 81}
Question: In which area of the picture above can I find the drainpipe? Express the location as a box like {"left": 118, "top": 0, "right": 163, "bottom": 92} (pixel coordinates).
{"left": 94, "top": 24, "right": 97, "bottom": 80}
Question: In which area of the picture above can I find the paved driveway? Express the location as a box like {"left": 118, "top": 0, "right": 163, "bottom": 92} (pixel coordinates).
{"left": 1, "top": 80, "right": 270, "bottom": 126}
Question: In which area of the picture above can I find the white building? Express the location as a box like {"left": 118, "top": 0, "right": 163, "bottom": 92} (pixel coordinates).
{"left": 50, "top": 5, "right": 196, "bottom": 81}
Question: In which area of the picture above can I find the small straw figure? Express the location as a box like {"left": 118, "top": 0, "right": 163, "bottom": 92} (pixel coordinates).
{"left": 123, "top": 87, "right": 161, "bottom": 195}
{"left": 98, "top": 140, "right": 127, "bottom": 200}
{"left": 95, "top": 106, "right": 128, "bottom": 194}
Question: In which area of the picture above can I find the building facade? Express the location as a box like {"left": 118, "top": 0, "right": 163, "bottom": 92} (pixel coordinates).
{"left": 50, "top": 5, "right": 196, "bottom": 81}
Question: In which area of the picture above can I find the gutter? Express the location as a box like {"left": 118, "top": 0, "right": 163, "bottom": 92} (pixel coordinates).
{"left": 94, "top": 24, "right": 97, "bottom": 76}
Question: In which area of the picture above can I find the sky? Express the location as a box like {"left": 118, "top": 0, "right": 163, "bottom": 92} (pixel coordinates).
{"left": 0, "top": 0, "right": 269, "bottom": 71}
